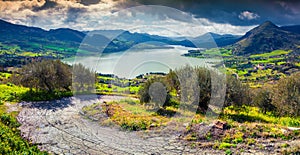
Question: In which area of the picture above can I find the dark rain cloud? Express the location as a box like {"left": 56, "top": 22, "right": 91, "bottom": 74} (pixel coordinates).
{"left": 119, "top": 0, "right": 300, "bottom": 26}
{"left": 64, "top": 7, "right": 87, "bottom": 23}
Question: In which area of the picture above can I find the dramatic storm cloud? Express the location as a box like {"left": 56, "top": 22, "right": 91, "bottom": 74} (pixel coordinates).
{"left": 121, "top": 0, "right": 300, "bottom": 26}
{"left": 0, "top": 0, "right": 299, "bottom": 37}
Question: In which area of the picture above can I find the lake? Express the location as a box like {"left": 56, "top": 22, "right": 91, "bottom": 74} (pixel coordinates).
{"left": 63, "top": 45, "right": 221, "bottom": 79}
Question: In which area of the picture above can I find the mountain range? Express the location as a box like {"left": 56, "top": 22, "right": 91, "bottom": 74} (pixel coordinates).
{"left": 0, "top": 19, "right": 300, "bottom": 57}
{"left": 0, "top": 19, "right": 194, "bottom": 55}
{"left": 231, "top": 21, "right": 300, "bottom": 55}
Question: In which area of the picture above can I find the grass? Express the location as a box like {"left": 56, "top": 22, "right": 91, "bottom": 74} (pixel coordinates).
{"left": 221, "top": 48, "right": 298, "bottom": 84}
{"left": 20, "top": 90, "right": 73, "bottom": 101}
{"left": 218, "top": 142, "right": 236, "bottom": 150}
{"left": 0, "top": 72, "right": 11, "bottom": 82}
{"left": 118, "top": 99, "right": 156, "bottom": 115}
{"left": 250, "top": 57, "right": 284, "bottom": 64}
{"left": 0, "top": 72, "right": 11, "bottom": 79}
{"left": 0, "top": 82, "right": 72, "bottom": 102}
{"left": 96, "top": 75, "right": 142, "bottom": 96}
{"left": 222, "top": 106, "right": 300, "bottom": 127}
{"left": 183, "top": 105, "right": 300, "bottom": 154}
{"left": 0, "top": 113, "right": 48, "bottom": 154}
{"left": 202, "top": 48, "right": 232, "bottom": 57}
{"left": 82, "top": 99, "right": 169, "bottom": 131}
{"left": 0, "top": 83, "right": 48, "bottom": 154}
{"left": 102, "top": 100, "right": 168, "bottom": 131}
{"left": 18, "top": 51, "right": 40, "bottom": 57}
{"left": 0, "top": 84, "right": 29, "bottom": 103}
{"left": 250, "top": 50, "right": 291, "bottom": 58}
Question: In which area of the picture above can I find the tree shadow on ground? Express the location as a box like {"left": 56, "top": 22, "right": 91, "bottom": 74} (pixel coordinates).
{"left": 21, "top": 93, "right": 100, "bottom": 112}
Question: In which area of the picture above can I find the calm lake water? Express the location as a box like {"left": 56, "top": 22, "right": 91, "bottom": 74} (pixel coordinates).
{"left": 63, "top": 45, "right": 221, "bottom": 79}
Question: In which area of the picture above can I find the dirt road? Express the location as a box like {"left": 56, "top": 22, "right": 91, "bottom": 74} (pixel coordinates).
{"left": 17, "top": 95, "right": 209, "bottom": 155}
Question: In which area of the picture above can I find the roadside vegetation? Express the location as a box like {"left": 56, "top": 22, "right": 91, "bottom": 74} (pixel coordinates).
{"left": 0, "top": 112, "right": 48, "bottom": 154}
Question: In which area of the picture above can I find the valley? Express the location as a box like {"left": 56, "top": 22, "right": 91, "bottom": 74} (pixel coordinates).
{"left": 0, "top": 19, "right": 300, "bottom": 155}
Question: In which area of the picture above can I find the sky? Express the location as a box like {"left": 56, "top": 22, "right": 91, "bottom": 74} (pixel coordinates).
{"left": 1, "top": 0, "right": 300, "bottom": 37}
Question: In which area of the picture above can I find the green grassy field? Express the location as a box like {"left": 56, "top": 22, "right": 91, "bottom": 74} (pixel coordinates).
{"left": 0, "top": 84, "right": 29, "bottom": 103}
{"left": 250, "top": 50, "right": 291, "bottom": 58}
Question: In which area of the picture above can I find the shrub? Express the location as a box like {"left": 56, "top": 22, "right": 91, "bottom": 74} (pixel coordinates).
{"left": 225, "top": 149, "right": 233, "bottom": 155}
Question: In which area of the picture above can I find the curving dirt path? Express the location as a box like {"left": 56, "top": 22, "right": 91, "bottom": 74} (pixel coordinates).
{"left": 17, "top": 95, "right": 214, "bottom": 155}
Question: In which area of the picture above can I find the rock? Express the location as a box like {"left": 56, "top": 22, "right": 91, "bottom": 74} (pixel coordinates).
{"left": 150, "top": 123, "right": 156, "bottom": 128}
{"left": 287, "top": 127, "right": 300, "bottom": 131}
{"left": 183, "top": 123, "right": 189, "bottom": 127}
{"left": 213, "top": 120, "right": 228, "bottom": 130}
{"left": 281, "top": 128, "right": 287, "bottom": 134}
{"left": 151, "top": 118, "right": 160, "bottom": 123}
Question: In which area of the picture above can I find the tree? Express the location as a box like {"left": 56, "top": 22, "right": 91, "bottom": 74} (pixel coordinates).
{"left": 138, "top": 77, "right": 171, "bottom": 109}
{"left": 195, "top": 67, "right": 212, "bottom": 112}
{"left": 72, "top": 63, "right": 96, "bottom": 93}
{"left": 272, "top": 72, "right": 300, "bottom": 116}
{"left": 225, "top": 75, "right": 251, "bottom": 107}
{"left": 15, "top": 60, "right": 71, "bottom": 92}
{"left": 253, "top": 87, "right": 275, "bottom": 114}
{"left": 165, "top": 69, "right": 180, "bottom": 93}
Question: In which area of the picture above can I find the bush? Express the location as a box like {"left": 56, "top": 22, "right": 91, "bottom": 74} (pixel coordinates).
{"left": 140, "top": 66, "right": 252, "bottom": 114}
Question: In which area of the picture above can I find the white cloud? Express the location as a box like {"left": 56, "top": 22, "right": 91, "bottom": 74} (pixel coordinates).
{"left": 238, "top": 11, "right": 260, "bottom": 20}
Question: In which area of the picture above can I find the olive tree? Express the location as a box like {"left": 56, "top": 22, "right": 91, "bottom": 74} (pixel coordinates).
{"left": 272, "top": 72, "right": 300, "bottom": 116}
{"left": 72, "top": 63, "right": 96, "bottom": 93}
{"left": 16, "top": 59, "right": 71, "bottom": 92}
